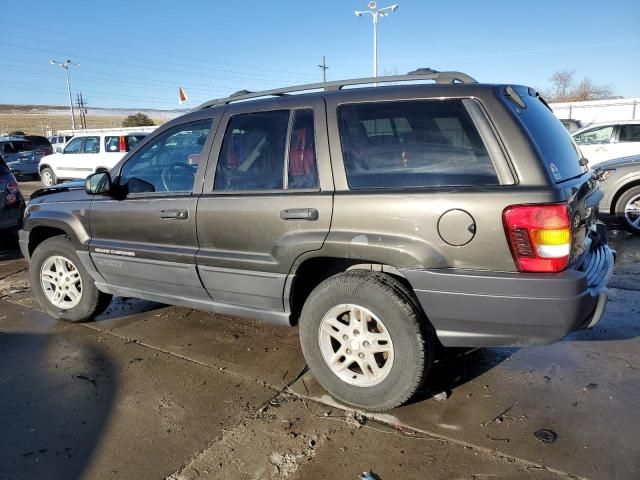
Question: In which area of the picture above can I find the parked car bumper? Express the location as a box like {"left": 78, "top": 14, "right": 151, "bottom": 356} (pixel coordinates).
{"left": 7, "top": 160, "right": 39, "bottom": 176}
{"left": 0, "top": 207, "right": 23, "bottom": 231}
{"left": 402, "top": 226, "right": 615, "bottom": 347}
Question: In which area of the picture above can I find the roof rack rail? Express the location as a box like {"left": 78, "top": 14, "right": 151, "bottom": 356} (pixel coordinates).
{"left": 197, "top": 70, "right": 477, "bottom": 109}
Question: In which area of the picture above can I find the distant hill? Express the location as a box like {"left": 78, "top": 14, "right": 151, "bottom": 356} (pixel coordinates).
{"left": 0, "top": 103, "right": 187, "bottom": 120}
{"left": 0, "top": 104, "right": 188, "bottom": 135}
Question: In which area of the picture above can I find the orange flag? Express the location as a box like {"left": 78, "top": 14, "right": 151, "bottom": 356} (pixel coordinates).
{"left": 178, "top": 87, "right": 189, "bottom": 104}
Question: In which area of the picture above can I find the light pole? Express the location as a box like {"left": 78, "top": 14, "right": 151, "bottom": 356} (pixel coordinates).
{"left": 355, "top": 2, "right": 399, "bottom": 78}
{"left": 50, "top": 59, "right": 79, "bottom": 130}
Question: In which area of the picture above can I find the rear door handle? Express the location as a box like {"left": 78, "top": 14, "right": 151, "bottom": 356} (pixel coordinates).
{"left": 280, "top": 208, "right": 319, "bottom": 221}
{"left": 159, "top": 209, "right": 189, "bottom": 220}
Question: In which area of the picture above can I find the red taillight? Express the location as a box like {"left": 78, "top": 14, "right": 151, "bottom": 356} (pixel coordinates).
{"left": 7, "top": 181, "right": 19, "bottom": 194}
{"left": 503, "top": 203, "right": 571, "bottom": 273}
{"left": 119, "top": 136, "right": 128, "bottom": 152}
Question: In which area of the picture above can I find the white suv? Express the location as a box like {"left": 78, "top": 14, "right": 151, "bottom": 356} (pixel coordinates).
{"left": 39, "top": 132, "right": 147, "bottom": 186}
{"left": 573, "top": 120, "right": 640, "bottom": 166}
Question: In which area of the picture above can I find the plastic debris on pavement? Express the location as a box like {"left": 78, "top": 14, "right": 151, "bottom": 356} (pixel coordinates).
{"left": 360, "top": 471, "right": 382, "bottom": 480}
{"left": 534, "top": 428, "right": 558, "bottom": 444}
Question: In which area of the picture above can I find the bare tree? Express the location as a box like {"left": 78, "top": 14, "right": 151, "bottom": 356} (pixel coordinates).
{"left": 543, "top": 70, "right": 613, "bottom": 102}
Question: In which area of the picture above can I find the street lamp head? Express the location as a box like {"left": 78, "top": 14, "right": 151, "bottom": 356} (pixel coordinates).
{"left": 50, "top": 59, "right": 56, "bottom": 65}
{"left": 367, "top": 1, "right": 377, "bottom": 9}
{"left": 390, "top": 3, "right": 399, "bottom": 11}
{"left": 354, "top": 10, "right": 362, "bottom": 16}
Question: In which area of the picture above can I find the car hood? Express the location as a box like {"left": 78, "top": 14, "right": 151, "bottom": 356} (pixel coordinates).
{"left": 29, "top": 180, "right": 86, "bottom": 203}
{"left": 596, "top": 155, "right": 640, "bottom": 169}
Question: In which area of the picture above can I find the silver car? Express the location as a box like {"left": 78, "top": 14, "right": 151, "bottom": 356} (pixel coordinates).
{"left": 596, "top": 154, "right": 640, "bottom": 234}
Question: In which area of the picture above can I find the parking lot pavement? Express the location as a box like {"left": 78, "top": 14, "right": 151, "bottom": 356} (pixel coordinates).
{"left": 1, "top": 201, "right": 639, "bottom": 479}
{"left": 0, "top": 281, "right": 562, "bottom": 480}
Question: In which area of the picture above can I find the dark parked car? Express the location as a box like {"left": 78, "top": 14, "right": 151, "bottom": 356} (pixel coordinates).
{"left": 0, "top": 136, "right": 45, "bottom": 179}
{"left": 19, "top": 71, "right": 615, "bottom": 411}
{"left": 0, "top": 156, "right": 25, "bottom": 235}
{"left": 20, "top": 135, "right": 54, "bottom": 156}
{"left": 595, "top": 154, "right": 640, "bottom": 234}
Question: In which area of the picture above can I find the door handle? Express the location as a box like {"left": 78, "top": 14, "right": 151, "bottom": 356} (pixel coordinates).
{"left": 280, "top": 208, "right": 319, "bottom": 221}
{"left": 159, "top": 209, "right": 189, "bottom": 220}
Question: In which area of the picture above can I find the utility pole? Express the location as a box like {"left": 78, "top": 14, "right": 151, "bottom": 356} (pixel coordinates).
{"left": 318, "top": 56, "right": 329, "bottom": 83}
{"left": 50, "top": 59, "right": 79, "bottom": 130}
{"left": 355, "top": 2, "right": 399, "bottom": 78}
{"left": 76, "top": 93, "right": 88, "bottom": 129}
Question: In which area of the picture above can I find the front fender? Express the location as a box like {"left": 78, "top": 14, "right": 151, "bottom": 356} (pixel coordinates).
{"left": 23, "top": 204, "right": 91, "bottom": 250}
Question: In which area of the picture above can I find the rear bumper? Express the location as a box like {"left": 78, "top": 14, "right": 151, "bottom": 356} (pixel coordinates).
{"left": 7, "top": 161, "right": 39, "bottom": 176}
{"left": 402, "top": 228, "right": 615, "bottom": 347}
{"left": 0, "top": 208, "right": 22, "bottom": 231}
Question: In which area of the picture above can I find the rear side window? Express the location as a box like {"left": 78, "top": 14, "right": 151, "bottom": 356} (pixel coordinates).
{"left": 619, "top": 124, "right": 640, "bottom": 143}
{"left": 2, "top": 141, "right": 34, "bottom": 154}
{"left": 288, "top": 109, "right": 318, "bottom": 189}
{"left": 82, "top": 136, "right": 100, "bottom": 153}
{"left": 214, "top": 110, "right": 290, "bottom": 191}
{"left": 505, "top": 87, "right": 586, "bottom": 182}
{"left": 338, "top": 99, "right": 498, "bottom": 189}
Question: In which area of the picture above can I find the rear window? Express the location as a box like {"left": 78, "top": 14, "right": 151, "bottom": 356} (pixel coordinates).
{"left": 338, "top": 99, "right": 498, "bottom": 189}
{"left": 505, "top": 87, "right": 586, "bottom": 182}
{"left": 25, "top": 136, "right": 50, "bottom": 147}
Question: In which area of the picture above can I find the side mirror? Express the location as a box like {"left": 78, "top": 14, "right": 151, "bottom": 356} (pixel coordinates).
{"left": 85, "top": 171, "right": 112, "bottom": 195}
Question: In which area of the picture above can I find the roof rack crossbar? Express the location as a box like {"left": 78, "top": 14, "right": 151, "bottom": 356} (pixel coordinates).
{"left": 196, "top": 70, "right": 477, "bottom": 109}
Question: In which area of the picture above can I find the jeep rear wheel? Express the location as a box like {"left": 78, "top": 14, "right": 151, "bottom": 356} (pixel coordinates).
{"left": 299, "top": 270, "right": 435, "bottom": 411}
{"left": 30, "top": 236, "right": 112, "bottom": 322}
{"left": 40, "top": 167, "right": 56, "bottom": 187}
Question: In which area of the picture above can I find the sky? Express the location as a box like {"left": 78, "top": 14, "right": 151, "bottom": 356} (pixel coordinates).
{"left": 2, "top": 0, "right": 639, "bottom": 110}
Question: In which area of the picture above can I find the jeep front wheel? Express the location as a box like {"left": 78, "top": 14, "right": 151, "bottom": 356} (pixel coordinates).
{"left": 30, "top": 236, "right": 112, "bottom": 322}
{"left": 299, "top": 270, "right": 435, "bottom": 411}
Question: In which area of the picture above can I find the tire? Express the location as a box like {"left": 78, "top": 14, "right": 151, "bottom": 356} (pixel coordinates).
{"left": 616, "top": 185, "right": 640, "bottom": 235}
{"left": 40, "top": 167, "right": 56, "bottom": 187}
{"left": 29, "top": 235, "right": 112, "bottom": 322}
{"left": 299, "top": 270, "right": 435, "bottom": 411}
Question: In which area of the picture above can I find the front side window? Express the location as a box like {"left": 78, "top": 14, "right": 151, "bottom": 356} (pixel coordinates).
{"left": 619, "top": 124, "right": 640, "bottom": 143}
{"left": 119, "top": 119, "right": 212, "bottom": 194}
{"left": 573, "top": 126, "right": 613, "bottom": 145}
{"left": 338, "top": 99, "right": 498, "bottom": 189}
{"left": 64, "top": 137, "right": 83, "bottom": 154}
{"left": 82, "top": 136, "right": 100, "bottom": 154}
{"left": 214, "top": 110, "right": 290, "bottom": 191}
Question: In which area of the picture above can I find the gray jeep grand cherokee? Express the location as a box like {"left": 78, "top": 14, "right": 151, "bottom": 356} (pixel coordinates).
{"left": 19, "top": 71, "right": 615, "bottom": 411}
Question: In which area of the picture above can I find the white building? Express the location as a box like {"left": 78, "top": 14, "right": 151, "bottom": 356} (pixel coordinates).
{"left": 550, "top": 98, "right": 639, "bottom": 126}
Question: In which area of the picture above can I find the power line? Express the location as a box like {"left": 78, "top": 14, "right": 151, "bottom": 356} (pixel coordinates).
{"left": 2, "top": 21, "right": 317, "bottom": 78}
{"left": 0, "top": 38, "right": 316, "bottom": 84}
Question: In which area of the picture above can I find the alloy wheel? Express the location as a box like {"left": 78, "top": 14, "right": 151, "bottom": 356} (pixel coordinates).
{"left": 318, "top": 304, "right": 394, "bottom": 387}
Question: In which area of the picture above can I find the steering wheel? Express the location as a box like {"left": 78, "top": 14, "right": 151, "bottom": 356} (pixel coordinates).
{"left": 161, "top": 162, "right": 194, "bottom": 191}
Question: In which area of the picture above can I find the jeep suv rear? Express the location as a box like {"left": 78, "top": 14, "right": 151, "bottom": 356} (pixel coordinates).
{"left": 19, "top": 71, "right": 614, "bottom": 411}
